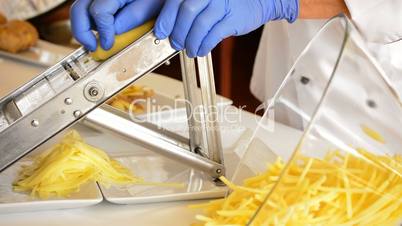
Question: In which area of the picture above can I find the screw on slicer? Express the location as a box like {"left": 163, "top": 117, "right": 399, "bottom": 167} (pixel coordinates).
{"left": 73, "top": 110, "right": 82, "bottom": 118}
{"left": 64, "top": 98, "right": 73, "bottom": 105}
{"left": 84, "top": 81, "right": 105, "bottom": 102}
{"left": 31, "top": 120, "right": 39, "bottom": 127}
{"left": 213, "top": 168, "right": 225, "bottom": 186}
{"left": 154, "top": 39, "right": 160, "bottom": 45}
{"left": 89, "top": 87, "right": 99, "bottom": 97}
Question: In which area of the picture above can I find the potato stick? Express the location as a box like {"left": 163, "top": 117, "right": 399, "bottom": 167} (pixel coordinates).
{"left": 361, "top": 124, "right": 385, "bottom": 144}
{"left": 296, "top": 158, "right": 313, "bottom": 186}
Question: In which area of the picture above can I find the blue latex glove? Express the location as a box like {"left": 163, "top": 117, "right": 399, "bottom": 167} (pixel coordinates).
{"left": 154, "top": 0, "right": 299, "bottom": 57}
{"left": 70, "top": 0, "right": 164, "bottom": 51}
{"left": 71, "top": 0, "right": 298, "bottom": 57}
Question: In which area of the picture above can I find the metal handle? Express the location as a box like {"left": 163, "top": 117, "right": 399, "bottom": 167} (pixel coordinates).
{"left": 197, "top": 54, "right": 224, "bottom": 165}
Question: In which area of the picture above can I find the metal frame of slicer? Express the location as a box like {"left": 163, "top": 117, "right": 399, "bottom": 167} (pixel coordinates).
{"left": 0, "top": 30, "right": 225, "bottom": 183}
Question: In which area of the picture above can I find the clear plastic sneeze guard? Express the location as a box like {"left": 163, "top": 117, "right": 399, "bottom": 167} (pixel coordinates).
{"left": 207, "top": 15, "right": 402, "bottom": 225}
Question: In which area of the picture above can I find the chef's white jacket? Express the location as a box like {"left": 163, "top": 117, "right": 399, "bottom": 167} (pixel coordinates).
{"left": 251, "top": 0, "right": 402, "bottom": 103}
{"left": 250, "top": 0, "right": 402, "bottom": 154}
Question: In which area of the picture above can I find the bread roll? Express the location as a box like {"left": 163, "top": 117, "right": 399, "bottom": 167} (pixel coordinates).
{"left": 0, "top": 13, "right": 6, "bottom": 24}
{"left": 0, "top": 20, "right": 39, "bottom": 53}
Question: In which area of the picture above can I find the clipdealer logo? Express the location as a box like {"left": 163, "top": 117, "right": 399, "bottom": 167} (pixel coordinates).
{"left": 125, "top": 97, "right": 248, "bottom": 132}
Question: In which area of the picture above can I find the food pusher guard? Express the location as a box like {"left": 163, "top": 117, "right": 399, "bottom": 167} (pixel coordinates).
{"left": 0, "top": 31, "right": 225, "bottom": 182}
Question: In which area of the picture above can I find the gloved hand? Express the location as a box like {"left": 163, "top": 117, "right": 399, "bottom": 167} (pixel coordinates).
{"left": 154, "top": 0, "right": 299, "bottom": 57}
{"left": 71, "top": 0, "right": 298, "bottom": 57}
{"left": 70, "top": 0, "right": 164, "bottom": 51}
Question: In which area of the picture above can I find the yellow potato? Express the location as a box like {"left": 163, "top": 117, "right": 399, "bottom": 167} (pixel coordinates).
{"left": 91, "top": 20, "right": 155, "bottom": 61}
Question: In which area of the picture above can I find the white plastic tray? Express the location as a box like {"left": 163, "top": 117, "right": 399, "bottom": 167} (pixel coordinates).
{"left": 100, "top": 156, "right": 226, "bottom": 205}
{"left": 0, "top": 161, "right": 103, "bottom": 214}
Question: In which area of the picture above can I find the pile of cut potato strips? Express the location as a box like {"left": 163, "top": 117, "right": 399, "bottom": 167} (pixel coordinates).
{"left": 108, "top": 85, "right": 154, "bottom": 114}
{"left": 13, "top": 130, "right": 142, "bottom": 198}
{"left": 192, "top": 149, "right": 402, "bottom": 226}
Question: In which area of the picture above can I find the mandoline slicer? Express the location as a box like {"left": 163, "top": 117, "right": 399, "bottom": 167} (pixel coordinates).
{"left": 0, "top": 29, "right": 225, "bottom": 184}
